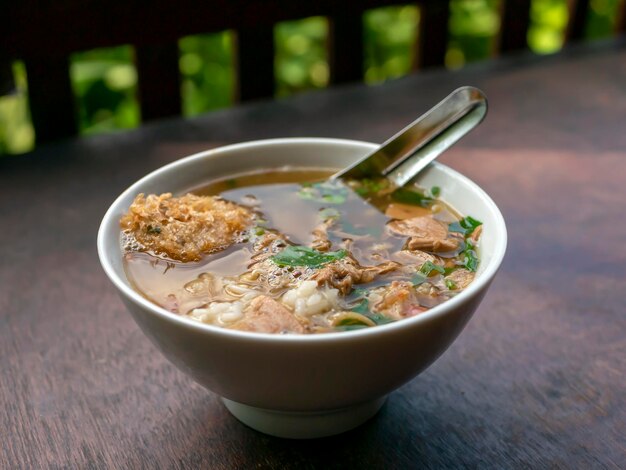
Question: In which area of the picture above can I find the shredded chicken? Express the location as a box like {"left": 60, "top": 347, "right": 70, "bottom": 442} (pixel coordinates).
{"left": 230, "top": 296, "right": 305, "bottom": 334}
{"left": 387, "top": 216, "right": 459, "bottom": 253}
{"left": 120, "top": 193, "right": 252, "bottom": 261}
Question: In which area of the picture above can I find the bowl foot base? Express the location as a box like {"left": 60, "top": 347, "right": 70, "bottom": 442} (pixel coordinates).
{"left": 221, "top": 396, "right": 387, "bottom": 439}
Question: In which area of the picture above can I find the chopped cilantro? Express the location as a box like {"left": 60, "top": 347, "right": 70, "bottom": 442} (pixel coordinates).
{"left": 449, "top": 216, "right": 483, "bottom": 236}
{"left": 270, "top": 246, "right": 347, "bottom": 268}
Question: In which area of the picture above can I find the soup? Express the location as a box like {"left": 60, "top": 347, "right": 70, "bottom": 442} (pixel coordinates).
{"left": 120, "top": 168, "right": 482, "bottom": 334}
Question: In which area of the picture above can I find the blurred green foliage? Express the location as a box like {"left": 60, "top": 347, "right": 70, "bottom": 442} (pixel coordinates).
{"left": 586, "top": 0, "right": 622, "bottom": 38}
{"left": 70, "top": 45, "right": 140, "bottom": 134}
{"left": 0, "top": 1, "right": 622, "bottom": 155}
{"left": 364, "top": 5, "right": 419, "bottom": 83}
{"left": 528, "top": 0, "right": 570, "bottom": 53}
{"left": 275, "top": 17, "right": 330, "bottom": 96}
{"left": 180, "top": 32, "right": 235, "bottom": 115}
{"left": 448, "top": 0, "right": 501, "bottom": 68}
{"left": 0, "top": 62, "right": 33, "bottom": 154}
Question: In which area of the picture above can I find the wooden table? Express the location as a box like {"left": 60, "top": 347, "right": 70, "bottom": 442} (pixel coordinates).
{"left": 2, "top": 40, "right": 625, "bottom": 468}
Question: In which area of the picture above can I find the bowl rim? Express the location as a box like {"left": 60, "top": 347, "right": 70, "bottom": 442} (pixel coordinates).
{"left": 97, "top": 137, "right": 507, "bottom": 343}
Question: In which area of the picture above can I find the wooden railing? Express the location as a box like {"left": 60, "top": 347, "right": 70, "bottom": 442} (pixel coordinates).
{"left": 1, "top": 0, "right": 625, "bottom": 144}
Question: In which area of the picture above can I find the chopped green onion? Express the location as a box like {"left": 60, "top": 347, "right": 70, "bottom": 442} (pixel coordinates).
{"left": 430, "top": 186, "right": 441, "bottom": 197}
{"left": 419, "top": 261, "right": 445, "bottom": 276}
{"left": 445, "top": 279, "right": 457, "bottom": 290}
{"left": 390, "top": 188, "right": 434, "bottom": 207}
{"left": 461, "top": 240, "right": 479, "bottom": 272}
{"left": 449, "top": 216, "right": 483, "bottom": 236}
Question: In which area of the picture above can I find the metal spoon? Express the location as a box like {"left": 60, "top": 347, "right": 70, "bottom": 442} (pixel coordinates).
{"left": 332, "top": 86, "right": 487, "bottom": 187}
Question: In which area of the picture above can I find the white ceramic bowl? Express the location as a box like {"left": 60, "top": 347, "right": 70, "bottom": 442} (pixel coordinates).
{"left": 97, "top": 138, "right": 507, "bottom": 439}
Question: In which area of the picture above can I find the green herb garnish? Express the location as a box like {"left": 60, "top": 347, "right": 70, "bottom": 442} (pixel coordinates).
{"left": 419, "top": 261, "right": 445, "bottom": 276}
{"left": 298, "top": 181, "right": 348, "bottom": 205}
{"left": 270, "top": 246, "right": 347, "bottom": 268}
{"left": 391, "top": 187, "right": 434, "bottom": 207}
{"left": 461, "top": 240, "right": 479, "bottom": 272}
{"left": 445, "top": 279, "right": 457, "bottom": 290}
{"left": 449, "top": 216, "right": 483, "bottom": 236}
{"left": 430, "top": 186, "right": 441, "bottom": 197}
{"left": 444, "top": 266, "right": 457, "bottom": 275}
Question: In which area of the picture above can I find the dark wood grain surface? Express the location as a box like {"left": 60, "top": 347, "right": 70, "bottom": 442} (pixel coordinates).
{"left": 1, "top": 40, "right": 625, "bottom": 469}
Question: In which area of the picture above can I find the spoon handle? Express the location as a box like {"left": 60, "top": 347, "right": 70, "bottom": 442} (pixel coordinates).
{"left": 332, "top": 86, "right": 487, "bottom": 187}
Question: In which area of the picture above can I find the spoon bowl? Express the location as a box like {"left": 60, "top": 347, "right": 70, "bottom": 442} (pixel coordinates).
{"left": 334, "top": 86, "right": 487, "bottom": 187}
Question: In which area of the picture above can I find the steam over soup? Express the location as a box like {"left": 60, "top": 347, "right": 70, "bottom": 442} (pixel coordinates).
{"left": 121, "top": 168, "right": 482, "bottom": 334}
